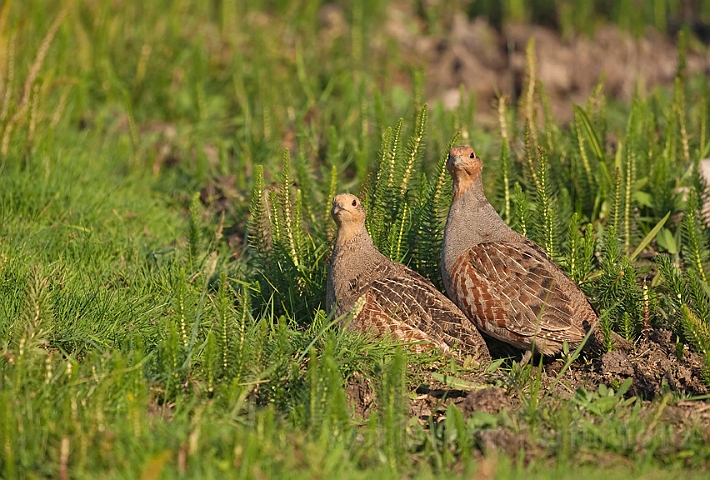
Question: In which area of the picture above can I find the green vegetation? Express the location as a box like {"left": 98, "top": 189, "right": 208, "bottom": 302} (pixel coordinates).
{"left": 2, "top": 0, "right": 710, "bottom": 478}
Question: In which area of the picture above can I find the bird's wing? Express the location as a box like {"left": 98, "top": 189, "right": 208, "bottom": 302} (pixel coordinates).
{"left": 351, "top": 283, "right": 439, "bottom": 351}
{"left": 362, "top": 270, "right": 490, "bottom": 359}
{"left": 452, "top": 241, "right": 586, "bottom": 344}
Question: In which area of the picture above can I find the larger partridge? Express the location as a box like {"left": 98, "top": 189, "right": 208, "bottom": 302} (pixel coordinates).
{"left": 442, "top": 146, "right": 616, "bottom": 356}
{"left": 326, "top": 193, "right": 490, "bottom": 361}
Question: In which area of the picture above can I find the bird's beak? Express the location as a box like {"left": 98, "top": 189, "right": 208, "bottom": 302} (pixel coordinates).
{"left": 331, "top": 201, "right": 344, "bottom": 216}
{"left": 447, "top": 153, "right": 463, "bottom": 171}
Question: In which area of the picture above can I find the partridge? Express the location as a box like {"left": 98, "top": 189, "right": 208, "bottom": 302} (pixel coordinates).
{"left": 442, "top": 146, "right": 616, "bottom": 356}
{"left": 326, "top": 193, "right": 490, "bottom": 361}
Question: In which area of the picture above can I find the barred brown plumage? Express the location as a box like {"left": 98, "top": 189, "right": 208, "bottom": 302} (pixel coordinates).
{"left": 326, "top": 193, "right": 490, "bottom": 361}
{"left": 442, "top": 146, "right": 628, "bottom": 355}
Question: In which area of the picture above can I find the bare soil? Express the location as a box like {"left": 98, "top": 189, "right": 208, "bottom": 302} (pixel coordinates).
{"left": 544, "top": 329, "right": 709, "bottom": 399}
{"left": 383, "top": 7, "right": 710, "bottom": 122}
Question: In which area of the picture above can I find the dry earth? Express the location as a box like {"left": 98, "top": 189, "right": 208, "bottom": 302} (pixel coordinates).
{"left": 382, "top": 6, "right": 710, "bottom": 122}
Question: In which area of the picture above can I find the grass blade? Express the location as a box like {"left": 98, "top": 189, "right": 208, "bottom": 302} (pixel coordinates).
{"left": 575, "top": 105, "right": 604, "bottom": 161}
{"left": 629, "top": 211, "right": 671, "bottom": 261}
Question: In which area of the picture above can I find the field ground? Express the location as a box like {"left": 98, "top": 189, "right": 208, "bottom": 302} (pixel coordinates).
{"left": 3, "top": 1, "right": 710, "bottom": 478}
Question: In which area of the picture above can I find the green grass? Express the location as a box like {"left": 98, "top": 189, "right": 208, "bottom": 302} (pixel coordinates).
{"left": 2, "top": 0, "right": 710, "bottom": 478}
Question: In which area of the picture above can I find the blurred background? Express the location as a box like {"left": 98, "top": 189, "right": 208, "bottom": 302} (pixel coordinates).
{"left": 8, "top": 0, "right": 710, "bottom": 176}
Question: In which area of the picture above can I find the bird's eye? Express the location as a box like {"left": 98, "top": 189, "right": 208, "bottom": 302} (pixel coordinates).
{"left": 469, "top": 152, "right": 475, "bottom": 159}
{"left": 352, "top": 199, "right": 357, "bottom": 206}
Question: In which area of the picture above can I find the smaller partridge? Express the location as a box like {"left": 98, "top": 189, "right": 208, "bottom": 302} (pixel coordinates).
{"left": 442, "top": 146, "right": 622, "bottom": 356}
{"left": 326, "top": 193, "right": 490, "bottom": 361}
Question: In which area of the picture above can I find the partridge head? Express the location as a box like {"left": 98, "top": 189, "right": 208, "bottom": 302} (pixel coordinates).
{"left": 326, "top": 193, "right": 490, "bottom": 361}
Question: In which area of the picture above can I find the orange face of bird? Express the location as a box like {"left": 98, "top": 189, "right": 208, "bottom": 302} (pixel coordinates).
{"left": 447, "top": 146, "right": 483, "bottom": 199}
{"left": 331, "top": 193, "right": 366, "bottom": 227}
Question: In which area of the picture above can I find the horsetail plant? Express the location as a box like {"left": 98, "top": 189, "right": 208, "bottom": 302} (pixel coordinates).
{"left": 682, "top": 188, "right": 710, "bottom": 284}
{"left": 399, "top": 105, "right": 427, "bottom": 198}
{"left": 410, "top": 132, "right": 459, "bottom": 287}
{"left": 512, "top": 182, "right": 531, "bottom": 237}
{"left": 533, "top": 148, "right": 561, "bottom": 259}
{"left": 498, "top": 137, "right": 512, "bottom": 224}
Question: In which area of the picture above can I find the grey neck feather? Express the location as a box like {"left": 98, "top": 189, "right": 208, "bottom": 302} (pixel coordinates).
{"left": 327, "top": 224, "right": 388, "bottom": 314}
{"left": 442, "top": 175, "right": 520, "bottom": 273}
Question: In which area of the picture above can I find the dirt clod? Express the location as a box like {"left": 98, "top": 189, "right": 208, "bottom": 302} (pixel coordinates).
{"left": 460, "top": 387, "right": 512, "bottom": 418}
{"left": 600, "top": 349, "right": 634, "bottom": 376}
{"left": 345, "top": 372, "right": 375, "bottom": 420}
{"left": 628, "top": 329, "right": 708, "bottom": 397}
{"left": 477, "top": 429, "right": 528, "bottom": 458}
{"left": 544, "top": 329, "right": 709, "bottom": 398}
